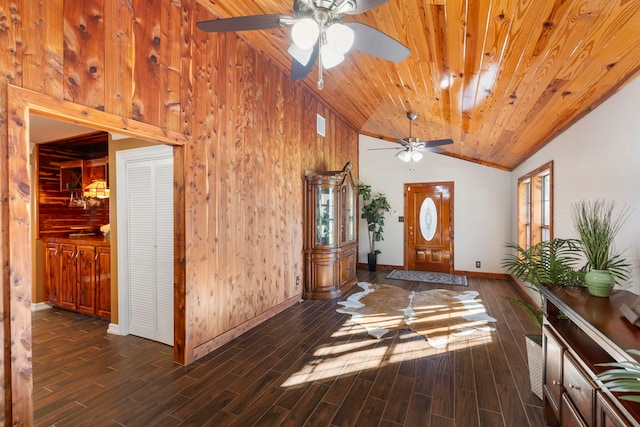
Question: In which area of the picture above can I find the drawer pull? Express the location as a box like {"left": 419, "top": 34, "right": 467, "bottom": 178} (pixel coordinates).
{"left": 569, "top": 383, "right": 581, "bottom": 390}
{"left": 552, "top": 380, "right": 560, "bottom": 386}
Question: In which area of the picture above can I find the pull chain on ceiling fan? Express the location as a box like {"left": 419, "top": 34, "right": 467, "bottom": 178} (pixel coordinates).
{"left": 368, "top": 112, "right": 454, "bottom": 170}
{"left": 196, "top": 0, "right": 410, "bottom": 89}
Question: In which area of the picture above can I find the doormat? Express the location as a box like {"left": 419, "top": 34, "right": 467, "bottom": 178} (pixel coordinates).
{"left": 386, "top": 270, "right": 468, "bottom": 286}
{"left": 337, "top": 282, "right": 495, "bottom": 347}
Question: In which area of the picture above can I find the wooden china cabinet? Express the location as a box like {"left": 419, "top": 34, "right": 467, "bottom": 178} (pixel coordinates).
{"left": 303, "top": 162, "right": 357, "bottom": 299}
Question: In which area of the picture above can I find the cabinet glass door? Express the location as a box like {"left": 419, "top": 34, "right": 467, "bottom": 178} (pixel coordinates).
{"left": 316, "top": 187, "right": 335, "bottom": 245}
{"left": 343, "top": 180, "right": 355, "bottom": 243}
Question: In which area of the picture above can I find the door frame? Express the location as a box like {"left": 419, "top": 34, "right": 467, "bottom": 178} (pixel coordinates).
{"left": 5, "top": 85, "right": 187, "bottom": 423}
{"left": 115, "top": 145, "right": 174, "bottom": 340}
{"left": 403, "top": 181, "right": 455, "bottom": 272}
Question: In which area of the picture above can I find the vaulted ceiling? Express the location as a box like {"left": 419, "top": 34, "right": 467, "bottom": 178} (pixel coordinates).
{"left": 200, "top": 0, "right": 640, "bottom": 170}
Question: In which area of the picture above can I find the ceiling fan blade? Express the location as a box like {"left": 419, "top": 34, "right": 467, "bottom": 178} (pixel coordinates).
{"left": 196, "top": 14, "right": 292, "bottom": 33}
{"left": 417, "top": 147, "right": 445, "bottom": 153}
{"left": 368, "top": 147, "right": 402, "bottom": 151}
{"left": 344, "top": 0, "right": 389, "bottom": 14}
{"left": 394, "top": 138, "right": 411, "bottom": 147}
{"left": 291, "top": 44, "right": 319, "bottom": 80}
{"left": 345, "top": 22, "right": 410, "bottom": 62}
{"left": 422, "top": 138, "right": 454, "bottom": 148}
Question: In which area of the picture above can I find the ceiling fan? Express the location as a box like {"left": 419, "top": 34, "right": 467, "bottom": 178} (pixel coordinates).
{"left": 196, "top": 0, "right": 411, "bottom": 89}
{"left": 369, "top": 112, "right": 454, "bottom": 169}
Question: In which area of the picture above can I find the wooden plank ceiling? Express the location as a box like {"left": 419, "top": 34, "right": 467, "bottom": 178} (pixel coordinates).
{"left": 199, "top": 0, "right": 640, "bottom": 170}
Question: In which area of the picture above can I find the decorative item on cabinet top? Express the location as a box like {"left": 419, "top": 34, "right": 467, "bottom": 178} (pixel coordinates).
{"left": 570, "top": 199, "right": 631, "bottom": 297}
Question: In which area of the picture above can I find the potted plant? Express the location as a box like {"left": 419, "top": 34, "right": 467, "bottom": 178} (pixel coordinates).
{"left": 598, "top": 350, "right": 640, "bottom": 403}
{"left": 502, "top": 238, "right": 585, "bottom": 399}
{"left": 570, "top": 199, "right": 631, "bottom": 297}
{"left": 357, "top": 182, "right": 391, "bottom": 272}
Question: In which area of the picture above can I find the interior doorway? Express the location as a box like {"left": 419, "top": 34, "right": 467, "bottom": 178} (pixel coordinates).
{"left": 404, "top": 182, "right": 454, "bottom": 273}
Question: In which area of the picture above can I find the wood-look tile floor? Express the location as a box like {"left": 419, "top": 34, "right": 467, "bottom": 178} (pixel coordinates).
{"left": 33, "top": 269, "right": 544, "bottom": 426}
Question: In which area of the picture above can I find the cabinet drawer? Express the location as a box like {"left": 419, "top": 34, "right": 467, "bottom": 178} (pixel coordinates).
{"left": 564, "top": 353, "right": 596, "bottom": 426}
{"left": 563, "top": 393, "right": 589, "bottom": 427}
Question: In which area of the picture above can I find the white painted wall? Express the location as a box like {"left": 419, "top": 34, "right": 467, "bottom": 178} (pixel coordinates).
{"left": 511, "top": 77, "right": 640, "bottom": 295}
{"left": 359, "top": 77, "right": 640, "bottom": 295}
{"left": 358, "top": 135, "right": 511, "bottom": 273}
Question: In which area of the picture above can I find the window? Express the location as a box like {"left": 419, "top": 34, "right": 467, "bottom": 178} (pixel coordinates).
{"left": 517, "top": 161, "right": 553, "bottom": 249}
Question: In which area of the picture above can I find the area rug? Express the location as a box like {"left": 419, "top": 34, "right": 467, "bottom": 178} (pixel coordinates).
{"left": 337, "top": 282, "right": 496, "bottom": 347}
{"left": 386, "top": 269, "right": 468, "bottom": 286}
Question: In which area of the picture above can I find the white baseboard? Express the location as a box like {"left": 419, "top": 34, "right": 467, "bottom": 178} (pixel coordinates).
{"left": 107, "top": 323, "right": 125, "bottom": 335}
{"left": 31, "top": 302, "right": 52, "bottom": 312}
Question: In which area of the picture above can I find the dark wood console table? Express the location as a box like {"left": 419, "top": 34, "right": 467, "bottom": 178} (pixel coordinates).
{"left": 542, "top": 285, "right": 640, "bottom": 426}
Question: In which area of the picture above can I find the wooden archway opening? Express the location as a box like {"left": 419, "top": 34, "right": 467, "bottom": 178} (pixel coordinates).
{"left": 1, "top": 84, "right": 187, "bottom": 424}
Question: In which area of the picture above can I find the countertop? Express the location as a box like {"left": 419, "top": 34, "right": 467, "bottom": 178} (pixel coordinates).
{"left": 41, "top": 234, "right": 111, "bottom": 247}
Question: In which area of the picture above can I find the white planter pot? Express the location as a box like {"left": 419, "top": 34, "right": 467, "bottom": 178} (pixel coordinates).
{"left": 525, "top": 334, "right": 543, "bottom": 400}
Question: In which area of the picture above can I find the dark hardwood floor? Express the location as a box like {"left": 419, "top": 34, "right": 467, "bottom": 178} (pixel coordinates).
{"left": 33, "top": 269, "right": 544, "bottom": 426}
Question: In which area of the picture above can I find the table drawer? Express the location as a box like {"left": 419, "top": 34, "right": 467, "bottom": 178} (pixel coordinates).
{"left": 564, "top": 353, "right": 596, "bottom": 426}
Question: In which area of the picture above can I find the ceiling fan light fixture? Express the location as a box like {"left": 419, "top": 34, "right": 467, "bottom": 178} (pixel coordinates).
{"left": 411, "top": 151, "right": 423, "bottom": 162}
{"left": 291, "top": 18, "right": 320, "bottom": 49}
{"left": 326, "top": 23, "right": 354, "bottom": 54}
{"left": 288, "top": 43, "right": 313, "bottom": 66}
{"left": 320, "top": 44, "right": 345, "bottom": 68}
{"left": 396, "top": 150, "right": 411, "bottom": 162}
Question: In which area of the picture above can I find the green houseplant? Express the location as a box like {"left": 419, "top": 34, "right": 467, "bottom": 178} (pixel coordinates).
{"left": 502, "top": 238, "right": 585, "bottom": 327}
{"left": 502, "top": 238, "right": 585, "bottom": 399}
{"left": 570, "top": 199, "right": 631, "bottom": 297}
{"left": 598, "top": 350, "right": 640, "bottom": 403}
{"left": 357, "top": 182, "right": 391, "bottom": 272}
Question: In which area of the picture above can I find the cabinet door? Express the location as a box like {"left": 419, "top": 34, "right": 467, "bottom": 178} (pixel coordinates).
{"left": 340, "top": 176, "right": 356, "bottom": 244}
{"left": 596, "top": 393, "right": 633, "bottom": 427}
{"left": 95, "top": 247, "right": 111, "bottom": 320}
{"left": 59, "top": 244, "right": 78, "bottom": 311}
{"left": 44, "top": 242, "right": 61, "bottom": 305}
{"left": 315, "top": 187, "right": 336, "bottom": 246}
{"left": 544, "top": 326, "right": 563, "bottom": 422}
{"left": 76, "top": 245, "right": 96, "bottom": 315}
{"left": 59, "top": 161, "right": 83, "bottom": 192}
{"left": 339, "top": 246, "right": 356, "bottom": 287}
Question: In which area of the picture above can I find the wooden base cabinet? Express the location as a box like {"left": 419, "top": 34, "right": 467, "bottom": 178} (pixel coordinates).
{"left": 303, "top": 163, "right": 357, "bottom": 299}
{"left": 44, "top": 238, "right": 111, "bottom": 320}
{"left": 95, "top": 247, "right": 111, "bottom": 319}
{"left": 542, "top": 286, "right": 640, "bottom": 427}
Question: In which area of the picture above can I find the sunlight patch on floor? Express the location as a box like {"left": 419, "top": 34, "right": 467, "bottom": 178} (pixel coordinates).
{"left": 279, "top": 318, "right": 494, "bottom": 388}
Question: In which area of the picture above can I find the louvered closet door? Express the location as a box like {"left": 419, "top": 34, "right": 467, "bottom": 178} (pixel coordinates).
{"left": 126, "top": 156, "right": 174, "bottom": 346}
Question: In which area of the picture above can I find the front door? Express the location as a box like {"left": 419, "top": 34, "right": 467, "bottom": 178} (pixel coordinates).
{"left": 405, "top": 182, "right": 453, "bottom": 273}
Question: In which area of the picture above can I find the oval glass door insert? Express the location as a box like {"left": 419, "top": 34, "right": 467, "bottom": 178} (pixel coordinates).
{"left": 419, "top": 197, "right": 437, "bottom": 241}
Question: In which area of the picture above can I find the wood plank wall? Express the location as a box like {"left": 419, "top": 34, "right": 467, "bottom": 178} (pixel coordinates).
{"left": 37, "top": 142, "right": 110, "bottom": 237}
{"left": 186, "top": 2, "right": 358, "bottom": 360}
{"left": 0, "top": 0, "right": 358, "bottom": 423}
